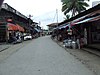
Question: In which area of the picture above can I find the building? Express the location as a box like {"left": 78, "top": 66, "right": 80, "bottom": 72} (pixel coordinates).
{"left": 0, "top": 3, "right": 38, "bottom": 43}
{"left": 47, "top": 23, "right": 58, "bottom": 34}
{"left": 55, "top": 4, "right": 100, "bottom": 49}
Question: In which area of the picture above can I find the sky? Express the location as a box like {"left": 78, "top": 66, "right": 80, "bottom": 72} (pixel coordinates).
{"left": 4, "top": 0, "right": 97, "bottom": 29}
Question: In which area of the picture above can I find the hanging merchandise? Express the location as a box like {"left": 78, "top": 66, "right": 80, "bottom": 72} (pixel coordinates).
{"left": 67, "top": 29, "right": 72, "bottom": 35}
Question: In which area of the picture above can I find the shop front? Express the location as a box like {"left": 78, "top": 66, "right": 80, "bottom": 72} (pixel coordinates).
{"left": 0, "top": 22, "right": 7, "bottom": 42}
{"left": 0, "top": 22, "right": 25, "bottom": 43}
{"left": 91, "top": 20, "right": 100, "bottom": 43}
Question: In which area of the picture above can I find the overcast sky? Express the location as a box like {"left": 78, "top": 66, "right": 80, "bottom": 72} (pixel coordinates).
{"left": 4, "top": 0, "right": 97, "bottom": 29}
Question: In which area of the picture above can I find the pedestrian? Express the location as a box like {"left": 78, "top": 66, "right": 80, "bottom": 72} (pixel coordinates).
{"left": 76, "top": 35, "right": 81, "bottom": 49}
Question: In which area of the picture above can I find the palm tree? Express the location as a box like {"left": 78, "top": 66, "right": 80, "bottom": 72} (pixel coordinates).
{"left": 61, "top": 0, "right": 90, "bottom": 17}
{"left": 64, "top": 14, "right": 70, "bottom": 20}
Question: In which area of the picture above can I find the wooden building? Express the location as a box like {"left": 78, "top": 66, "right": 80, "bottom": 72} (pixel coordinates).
{"left": 58, "top": 4, "right": 100, "bottom": 49}
{"left": 47, "top": 23, "right": 58, "bottom": 34}
{"left": 0, "top": 3, "right": 34, "bottom": 42}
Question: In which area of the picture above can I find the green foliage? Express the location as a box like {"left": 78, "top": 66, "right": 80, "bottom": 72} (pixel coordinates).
{"left": 61, "top": 0, "right": 90, "bottom": 17}
{"left": 64, "top": 14, "right": 70, "bottom": 20}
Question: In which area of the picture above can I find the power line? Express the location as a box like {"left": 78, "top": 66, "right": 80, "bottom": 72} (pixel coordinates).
{"left": 52, "top": 9, "right": 59, "bottom": 23}
{"left": 52, "top": 11, "right": 57, "bottom": 22}
{"left": 56, "top": 9, "right": 58, "bottom": 23}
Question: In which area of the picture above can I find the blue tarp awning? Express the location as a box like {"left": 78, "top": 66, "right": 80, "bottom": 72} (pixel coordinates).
{"left": 34, "top": 28, "right": 41, "bottom": 32}
{"left": 74, "top": 18, "right": 93, "bottom": 25}
{"left": 58, "top": 24, "right": 69, "bottom": 29}
{"left": 73, "top": 15, "right": 100, "bottom": 25}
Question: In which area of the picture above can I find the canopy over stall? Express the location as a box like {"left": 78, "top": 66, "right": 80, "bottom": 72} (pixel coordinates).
{"left": 7, "top": 23, "right": 25, "bottom": 32}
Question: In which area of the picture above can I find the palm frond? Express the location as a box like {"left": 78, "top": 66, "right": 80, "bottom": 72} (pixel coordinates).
{"left": 61, "top": 0, "right": 90, "bottom": 16}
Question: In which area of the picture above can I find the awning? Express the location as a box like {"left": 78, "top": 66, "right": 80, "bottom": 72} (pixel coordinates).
{"left": 7, "top": 23, "right": 18, "bottom": 31}
{"left": 58, "top": 24, "right": 69, "bottom": 29}
{"left": 16, "top": 24, "right": 25, "bottom": 32}
{"left": 34, "top": 28, "right": 40, "bottom": 32}
{"left": 74, "top": 18, "right": 93, "bottom": 25}
{"left": 72, "top": 15, "right": 100, "bottom": 25}
{"left": 7, "top": 23, "right": 25, "bottom": 32}
{"left": 52, "top": 27, "right": 57, "bottom": 30}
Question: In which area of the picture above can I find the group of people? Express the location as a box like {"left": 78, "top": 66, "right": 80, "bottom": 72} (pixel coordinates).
{"left": 8, "top": 32, "right": 24, "bottom": 44}
{"left": 51, "top": 28, "right": 86, "bottom": 49}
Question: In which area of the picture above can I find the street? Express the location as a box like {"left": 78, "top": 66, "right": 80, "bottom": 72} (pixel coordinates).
{"left": 0, "top": 36, "right": 95, "bottom": 75}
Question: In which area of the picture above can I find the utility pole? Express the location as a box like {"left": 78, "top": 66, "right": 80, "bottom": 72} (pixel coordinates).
{"left": 39, "top": 21, "right": 41, "bottom": 26}
{"left": 56, "top": 9, "right": 58, "bottom": 23}
{"left": 28, "top": 14, "right": 33, "bottom": 25}
{"left": 56, "top": 9, "right": 59, "bottom": 40}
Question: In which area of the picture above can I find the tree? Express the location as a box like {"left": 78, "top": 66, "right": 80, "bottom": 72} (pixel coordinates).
{"left": 61, "top": 0, "right": 90, "bottom": 17}
{"left": 64, "top": 14, "right": 70, "bottom": 20}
